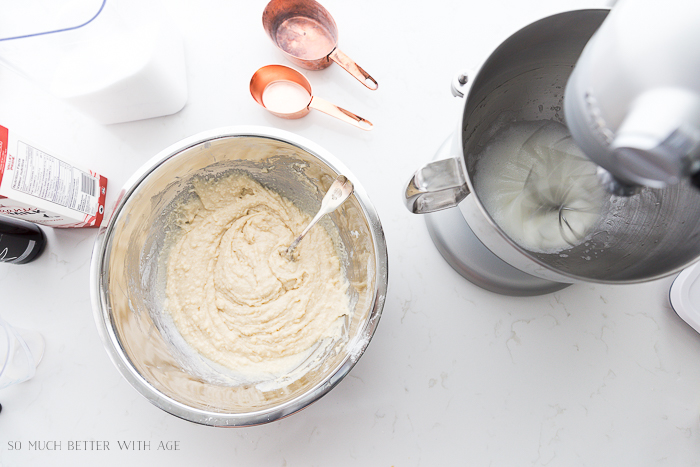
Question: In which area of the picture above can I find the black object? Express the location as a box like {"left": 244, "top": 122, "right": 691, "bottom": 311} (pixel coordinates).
{"left": 691, "top": 170, "right": 700, "bottom": 191}
{"left": 0, "top": 215, "right": 46, "bottom": 264}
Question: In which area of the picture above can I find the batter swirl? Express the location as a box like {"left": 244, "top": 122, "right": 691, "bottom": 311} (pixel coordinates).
{"left": 165, "top": 174, "right": 350, "bottom": 377}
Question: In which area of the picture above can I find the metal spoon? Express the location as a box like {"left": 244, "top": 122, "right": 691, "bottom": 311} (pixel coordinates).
{"left": 286, "top": 175, "right": 354, "bottom": 258}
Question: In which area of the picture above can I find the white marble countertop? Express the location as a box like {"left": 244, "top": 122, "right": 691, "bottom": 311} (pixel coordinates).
{"left": 2, "top": 0, "right": 700, "bottom": 465}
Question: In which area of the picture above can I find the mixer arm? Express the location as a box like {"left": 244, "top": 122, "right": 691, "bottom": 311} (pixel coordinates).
{"left": 564, "top": 0, "right": 700, "bottom": 192}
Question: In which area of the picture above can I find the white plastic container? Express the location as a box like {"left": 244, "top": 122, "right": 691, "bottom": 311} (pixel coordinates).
{"left": 669, "top": 262, "right": 700, "bottom": 335}
{"left": 0, "top": 0, "right": 188, "bottom": 124}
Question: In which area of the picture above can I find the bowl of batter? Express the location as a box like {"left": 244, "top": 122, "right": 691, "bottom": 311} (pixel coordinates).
{"left": 90, "top": 126, "right": 387, "bottom": 426}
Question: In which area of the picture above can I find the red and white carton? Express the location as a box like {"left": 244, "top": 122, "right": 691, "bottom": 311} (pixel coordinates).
{"left": 0, "top": 125, "right": 107, "bottom": 228}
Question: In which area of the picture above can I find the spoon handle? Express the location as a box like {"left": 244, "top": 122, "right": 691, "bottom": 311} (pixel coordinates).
{"left": 286, "top": 175, "right": 354, "bottom": 257}
{"left": 309, "top": 96, "right": 373, "bottom": 131}
{"left": 287, "top": 210, "right": 326, "bottom": 255}
{"left": 329, "top": 48, "right": 379, "bottom": 91}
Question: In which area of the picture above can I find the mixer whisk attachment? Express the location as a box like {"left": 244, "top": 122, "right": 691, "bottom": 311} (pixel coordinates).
{"left": 519, "top": 148, "right": 605, "bottom": 249}
{"left": 558, "top": 204, "right": 595, "bottom": 246}
{"left": 477, "top": 120, "right": 607, "bottom": 253}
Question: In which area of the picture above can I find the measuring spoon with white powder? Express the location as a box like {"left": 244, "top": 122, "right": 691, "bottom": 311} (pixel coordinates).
{"left": 286, "top": 175, "right": 354, "bottom": 258}
{"left": 250, "top": 65, "right": 373, "bottom": 130}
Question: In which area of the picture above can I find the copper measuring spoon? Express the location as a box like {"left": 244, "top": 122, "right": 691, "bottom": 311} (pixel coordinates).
{"left": 262, "top": 0, "right": 378, "bottom": 90}
{"left": 250, "top": 65, "right": 373, "bottom": 130}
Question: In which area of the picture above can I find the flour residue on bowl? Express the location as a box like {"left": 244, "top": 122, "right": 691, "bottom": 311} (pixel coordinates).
{"left": 163, "top": 172, "right": 351, "bottom": 382}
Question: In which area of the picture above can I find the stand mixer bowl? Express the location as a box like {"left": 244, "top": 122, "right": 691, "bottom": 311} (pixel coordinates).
{"left": 404, "top": 9, "right": 700, "bottom": 293}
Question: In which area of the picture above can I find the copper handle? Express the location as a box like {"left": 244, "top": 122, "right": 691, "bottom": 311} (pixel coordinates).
{"left": 309, "top": 96, "right": 373, "bottom": 130}
{"left": 329, "top": 48, "right": 378, "bottom": 91}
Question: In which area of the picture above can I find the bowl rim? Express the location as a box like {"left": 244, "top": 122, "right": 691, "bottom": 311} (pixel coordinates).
{"left": 89, "top": 125, "right": 388, "bottom": 427}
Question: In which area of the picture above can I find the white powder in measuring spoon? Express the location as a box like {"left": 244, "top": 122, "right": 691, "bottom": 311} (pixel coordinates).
{"left": 475, "top": 120, "right": 606, "bottom": 253}
{"left": 262, "top": 81, "right": 311, "bottom": 114}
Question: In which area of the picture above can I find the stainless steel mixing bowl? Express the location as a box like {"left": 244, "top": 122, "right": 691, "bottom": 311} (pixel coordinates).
{"left": 90, "top": 126, "right": 388, "bottom": 426}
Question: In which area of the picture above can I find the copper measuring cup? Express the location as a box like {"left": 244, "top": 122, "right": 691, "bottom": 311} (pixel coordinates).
{"left": 262, "top": 0, "right": 378, "bottom": 90}
{"left": 250, "top": 65, "right": 373, "bottom": 130}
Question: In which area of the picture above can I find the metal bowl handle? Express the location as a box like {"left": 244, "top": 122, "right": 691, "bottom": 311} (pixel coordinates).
{"left": 404, "top": 156, "right": 470, "bottom": 214}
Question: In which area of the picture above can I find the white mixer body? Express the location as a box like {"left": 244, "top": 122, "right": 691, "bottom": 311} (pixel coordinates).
{"left": 564, "top": 0, "right": 700, "bottom": 188}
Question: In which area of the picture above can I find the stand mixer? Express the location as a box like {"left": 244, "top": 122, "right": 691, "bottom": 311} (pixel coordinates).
{"left": 565, "top": 0, "right": 700, "bottom": 193}
{"left": 404, "top": 3, "right": 700, "bottom": 295}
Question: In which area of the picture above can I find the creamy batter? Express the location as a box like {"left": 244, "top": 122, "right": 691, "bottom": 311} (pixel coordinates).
{"left": 164, "top": 173, "right": 350, "bottom": 379}
{"left": 475, "top": 120, "right": 605, "bottom": 253}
